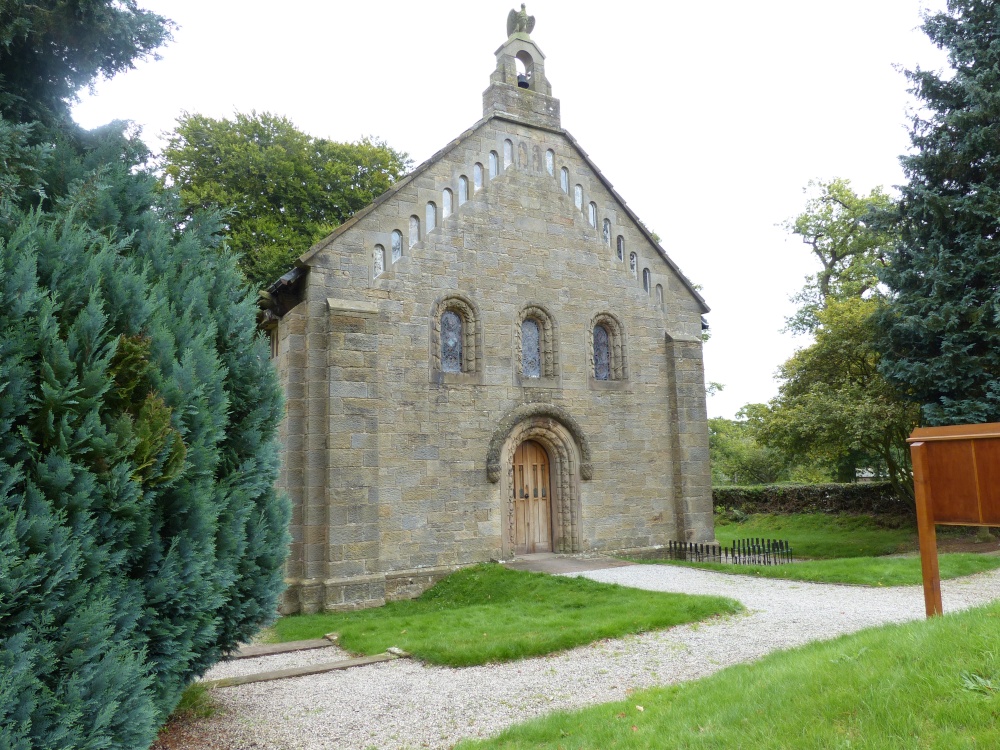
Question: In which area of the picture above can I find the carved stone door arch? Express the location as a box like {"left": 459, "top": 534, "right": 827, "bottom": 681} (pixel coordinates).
{"left": 488, "top": 404, "right": 590, "bottom": 558}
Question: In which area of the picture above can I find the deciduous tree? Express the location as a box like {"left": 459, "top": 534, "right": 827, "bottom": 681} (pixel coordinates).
{"left": 746, "top": 179, "right": 918, "bottom": 499}
{"left": 162, "top": 111, "right": 410, "bottom": 289}
{"left": 756, "top": 297, "right": 919, "bottom": 499}
{"left": 783, "top": 178, "right": 895, "bottom": 334}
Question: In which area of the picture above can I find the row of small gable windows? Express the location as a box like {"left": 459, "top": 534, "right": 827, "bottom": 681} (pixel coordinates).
{"left": 370, "top": 136, "right": 665, "bottom": 312}
{"left": 431, "top": 296, "right": 627, "bottom": 382}
{"left": 372, "top": 139, "right": 547, "bottom": 278}
{"left": 578, "top": 191, "right": 664, "bottom": 309}
{"left": 373, "top": 156, "right": 502, "bottom": 278}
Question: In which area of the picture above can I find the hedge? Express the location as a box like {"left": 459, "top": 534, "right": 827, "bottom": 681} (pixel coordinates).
{"left": 713, "top": 482, "right": 914, "bottom": 517}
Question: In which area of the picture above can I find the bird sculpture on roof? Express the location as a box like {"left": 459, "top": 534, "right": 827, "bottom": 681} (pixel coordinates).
{"left": 507, "top": 4, "right": 535, "bottom": 37}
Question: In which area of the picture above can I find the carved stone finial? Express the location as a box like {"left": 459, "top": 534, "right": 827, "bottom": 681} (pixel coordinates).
{"left": 506, "top": 3, "right": 535, "bottom": 37}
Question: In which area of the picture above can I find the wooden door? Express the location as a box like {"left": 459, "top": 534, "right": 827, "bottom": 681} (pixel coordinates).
{"left": 513, "top": 440, "right": 552, "bottom": 554}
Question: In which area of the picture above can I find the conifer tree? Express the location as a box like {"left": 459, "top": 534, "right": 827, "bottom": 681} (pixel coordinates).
{"left": 879, "top": 1, "right": 1000, "bottom": 425}
{"left": 0, "top": 4, "right": 289, "bottom": 746}
{"left": 0, "top": 120, "right": 289, "bottom": 750}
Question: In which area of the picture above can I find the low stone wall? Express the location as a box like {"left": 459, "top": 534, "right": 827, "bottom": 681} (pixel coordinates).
{"left": 713, "top": 482, "right": 914, "bottom": 518}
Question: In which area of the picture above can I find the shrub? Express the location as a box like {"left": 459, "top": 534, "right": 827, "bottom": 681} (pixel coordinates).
{"left": 0, "top": 122, "right": 289, "bottom": 749}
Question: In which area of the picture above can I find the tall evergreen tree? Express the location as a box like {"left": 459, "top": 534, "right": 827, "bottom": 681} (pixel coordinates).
{"left": 0, "top": 3, "right": 289, "bottom": 747}
{"left": 0, "top": 118, "right": 289, "bottom": 750}
{"left": 879, "top": 1, "right": 1000, "bottom": 425}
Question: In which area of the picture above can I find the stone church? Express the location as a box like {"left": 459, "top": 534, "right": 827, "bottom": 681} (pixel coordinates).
{"left": 263, "top": 8, "right": 715, "bottom": 614}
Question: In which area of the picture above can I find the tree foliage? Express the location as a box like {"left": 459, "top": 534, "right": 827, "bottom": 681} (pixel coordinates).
{"left": 162, "top": 111, "right": 410, "bottom": 290}
{"left": 709, "top": 413, "right": 802, "bottom": 486}
{"left": 878, "top": 1, "right": 1000, "bottom": 426}
{"left": 783, "top": 178, "right": 895, "bottom": 334}
{"left": 743, "top": 179, "right": 918, "bottom": 498}
{"left": 0, "top": 5, "right": 289, "bottom": 747}
{"left": 0, "top": 118, "right": 289, "bottom": 750}
{"left": 756, "top": 297, "right": 919, "bottom": 499}
{"left": 0, "top": 0, "right": 171, "bottom": 129}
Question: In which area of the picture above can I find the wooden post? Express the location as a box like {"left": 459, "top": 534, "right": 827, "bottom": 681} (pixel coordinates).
{"left": 910, "top": 441, "right": 943, "bottom": 617}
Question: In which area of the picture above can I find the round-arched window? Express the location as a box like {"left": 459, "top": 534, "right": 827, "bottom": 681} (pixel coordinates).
{"left": 441, "top": 311, "right": 463, "bottom": 373}
{"left": 593, "top": 324, "right": 611, "bottom": 381}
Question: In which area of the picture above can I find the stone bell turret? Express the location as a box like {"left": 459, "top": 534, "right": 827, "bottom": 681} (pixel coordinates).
{"left": 483, "top": 4, "right": 561, "bottom": 129}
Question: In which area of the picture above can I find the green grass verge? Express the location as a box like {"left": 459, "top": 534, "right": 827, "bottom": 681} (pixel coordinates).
{"left": 645, "top": 553, "right": 1000, "bottom": 586}
{"left": 268, "top": 564, "right": 741, "bottom": 667}
{"left": 457, "top": 600, "right": 1000, "bottom": 749}
{"left": 167, "top": 682, "right": 218, "bottom": 723}
{"left": 715, "top": 512, "right": 916, "bottom": 558}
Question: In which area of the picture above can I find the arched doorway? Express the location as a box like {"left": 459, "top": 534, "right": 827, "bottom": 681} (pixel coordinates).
{"left": 488, "top": 403, "right": 590, "bottom": 558}
{"left": 513, "top": 440, "right": 552, "bottom": 553}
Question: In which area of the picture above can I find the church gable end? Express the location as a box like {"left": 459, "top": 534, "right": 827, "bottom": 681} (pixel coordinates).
{"left": 273, "top": 8, "right": 714, "bottom": 614}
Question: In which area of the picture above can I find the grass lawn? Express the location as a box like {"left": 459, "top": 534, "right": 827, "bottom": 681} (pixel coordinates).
{"left": 650, "top": 552, "right": 1000, "bottom": 586}
{"left": 457, "top": 600, "right": 1000, "bottom": 749}
{"left": 714, "top": 512, "right": 916, "bottom": 558}
{"left": 265, "top": 564, "right": 741, "bottom": 667}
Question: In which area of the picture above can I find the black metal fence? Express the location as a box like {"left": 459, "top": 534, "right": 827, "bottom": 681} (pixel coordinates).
{"left": 663, "top": 538, "right": 793, "bottom": 566}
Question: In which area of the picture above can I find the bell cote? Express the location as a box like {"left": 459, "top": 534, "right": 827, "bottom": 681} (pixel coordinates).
{"left": 483, "top": 5, "right": 561, "bottom": 129}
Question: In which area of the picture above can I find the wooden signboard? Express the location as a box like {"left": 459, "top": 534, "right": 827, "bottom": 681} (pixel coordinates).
{"left": 907, "top": 422, "right": 1000, "bottom": 617}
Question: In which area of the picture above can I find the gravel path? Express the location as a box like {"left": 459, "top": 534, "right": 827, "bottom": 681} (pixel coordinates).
{"left": 186, "top": 566, "right": 1000, "bottom": 750}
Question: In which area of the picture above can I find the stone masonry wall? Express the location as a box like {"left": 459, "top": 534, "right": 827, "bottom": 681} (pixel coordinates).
{"left": 276, "top": 113, "right": 713, "bottom": 612}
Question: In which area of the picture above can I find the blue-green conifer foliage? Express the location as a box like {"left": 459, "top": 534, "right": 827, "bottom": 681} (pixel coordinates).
{"left": 0, "top": 120, "right": 289, "bottom": 749}
{"left": 879, "top": 1, "right": 1000, "bottom": 425}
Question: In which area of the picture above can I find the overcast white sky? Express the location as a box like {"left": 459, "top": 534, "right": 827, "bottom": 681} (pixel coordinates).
{"left": 74, "top": 0, "right": 949, "bottom": 419}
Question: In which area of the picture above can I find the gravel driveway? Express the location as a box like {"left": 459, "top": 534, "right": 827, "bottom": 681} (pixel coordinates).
{"left": 182, "top": 565, "right": 1000, "bottom": 750}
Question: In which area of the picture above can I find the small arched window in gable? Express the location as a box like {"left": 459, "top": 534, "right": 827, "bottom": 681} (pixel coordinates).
{"left": 656, "top": 284, "right": 664, "bottom": 310}
{"left": 489, "top": 151, "right": 499, "bottom": 179}
{"left": 474, "top": 163, "right": 484, "bottom": 191}
{"left": 560, "top": 167, "right": 569, "bottom": 193}
{"left": 391, "top": 230, "right": 403, "bottom": 262}
{"left": 374, "top": 244, "right": 385, "bottom": 278}
{"left": 458, "top": 176, "right": 469, "bottom": 205}
{"left": 603, "top": 219, "right": 611, "bottom": 246}
{"left": 616, "top": 235, "right": 625, "bottom": 261}
{"left": 629, "top": 252, "right": 637, "bottom": 278}
{"left": 521, "top": 319, "right": 541, "bottom": 378}
{"left": 643, "top": 268, "right": 651, "bottom": 293}
{"left": 545, "top": 149, "right": 555, "bottom": 176}
{"left": 574, "top": 185, "right": 583, "bottom": 210}
{"left": 503, "top": 139, "right": 513, "bottom": 169}
{"left": 442, "top": 189, "right": 453, "bottom": 218}
{"left": 426, "top": 202, "right": 437, "bottom": 233}
{"left": 409, "top": 215, "right": 420, "bottom": 248}
{"left": 588, "top": 202, "right": 597, "bottom": 228}
{"left": 441, "top": 310, "right": 463, "bottom": 373}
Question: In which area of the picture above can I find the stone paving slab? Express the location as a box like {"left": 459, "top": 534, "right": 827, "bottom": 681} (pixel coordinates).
{"left": 503, "top": 552, "right": 634, "bottom": 574}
